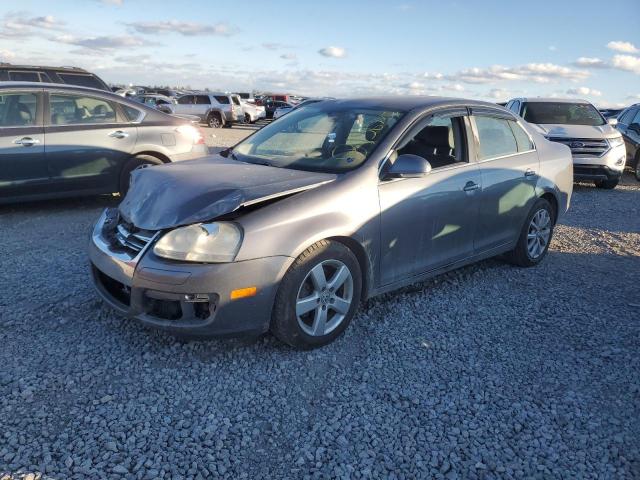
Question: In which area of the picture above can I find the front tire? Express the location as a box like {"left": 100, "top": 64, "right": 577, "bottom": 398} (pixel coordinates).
{"left": 271, "top": 240, "right": 362, "bottom": 349}
{"left": 594, "top": 178, "right": 619, "bottom": 189}
{"left": 505, "top": 198, "right": 555, "bottom": 267}
{"left": 634, "top": 153, "right": 640, "bottom": 182}
{"left": 118, "top": 155, "right": 163, "bottom": 196}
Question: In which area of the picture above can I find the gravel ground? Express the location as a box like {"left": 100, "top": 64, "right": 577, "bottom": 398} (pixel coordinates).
{"left": 1, "top": 125, "right": 639, "bottom": 479}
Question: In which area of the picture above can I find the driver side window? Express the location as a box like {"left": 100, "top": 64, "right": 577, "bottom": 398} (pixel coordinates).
{"left": 396, "top": 114, "right": 467, "bottom": 169}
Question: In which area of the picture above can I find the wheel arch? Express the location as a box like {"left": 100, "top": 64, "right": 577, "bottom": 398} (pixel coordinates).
{"left": 539, "top": 191, "right": 559, "bottom": 223}
{"left": 327, "top": 236, "right": 373, "bottom": 301}
{"left": 130, "top": 150, "right": 171, "bottom": 164}
{"left": 206, "top": 108, "right": 226, "bottom": 125}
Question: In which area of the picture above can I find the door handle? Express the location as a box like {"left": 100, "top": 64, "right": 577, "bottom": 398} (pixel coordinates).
{"left": 108, "top": 130, "right": 129, "bottom": 139}
{"left": 463, "top": 181, "right": 480, "bottom": 192}
{"left": 524, "top": 169, "right": 537, "bottom": 177}
{"left": 13, "top": 137, "right": 40, "bottom": 147}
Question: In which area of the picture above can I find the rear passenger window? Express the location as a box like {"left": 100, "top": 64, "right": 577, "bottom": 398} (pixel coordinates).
{"left": 9, "top": 71, "right": 40, "bottom": 82}
{"left": 49, "top": 94, "right": 116, "bottom": 125}
{"left": 474, "top": 116, "right": 518, "bottom": 160}
{"left": 0, "top": 92, "right": 38, "bottom": 126}
{"left": 196, "top": 95, "right": 211, "bottom": 105}
{"left": 214, "top": 95, "right": 230, "bottom": 104}
{"left": 508, "top": 120, "right": 534, "bottom": 151}
{"left": 178, "top": 95, "right": 194, "bottom": 105}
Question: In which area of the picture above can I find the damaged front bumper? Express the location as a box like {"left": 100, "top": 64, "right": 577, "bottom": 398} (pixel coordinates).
{"left": 88, "top": 209, "right": 292, "bottom": 338}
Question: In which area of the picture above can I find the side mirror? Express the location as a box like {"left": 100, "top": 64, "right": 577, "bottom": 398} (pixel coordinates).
{"left": 386, "top": 154, "right": 432, "bottom": 179}
{"left": 607, "top": 117, "right": 618, "bottom": 126}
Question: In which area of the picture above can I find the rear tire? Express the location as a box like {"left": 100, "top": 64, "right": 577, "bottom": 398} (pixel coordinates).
{"left": 207, "top": 112, "right": 222, "bottom": 128}
{"left": 118, "top": 155, "right": 163, "bottom": 196}
{"left": 271, "top": 240, "right": 362, "bottom": 349}
{"left": 504, "top": 198, "right": 555, "bottom": 267}
{"left": 594, "top": 178, "right": 619, "bottom": 189}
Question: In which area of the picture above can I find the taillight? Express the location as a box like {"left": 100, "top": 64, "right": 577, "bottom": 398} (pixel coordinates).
{"left": 176, "top": 124, "right": 204, "bottom": 144}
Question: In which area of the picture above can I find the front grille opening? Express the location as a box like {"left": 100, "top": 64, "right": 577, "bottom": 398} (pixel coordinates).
{"left": 95, "top": 268, "right": 131, "bottom": 306}
{"left": 547, "top": 137, "right": 609, "bottom": 157}
{"left": 103, "top": 214, "right": 156, "bottom": 256}
{"left": 146, "top": 298, "right": 182, "bottom": 320}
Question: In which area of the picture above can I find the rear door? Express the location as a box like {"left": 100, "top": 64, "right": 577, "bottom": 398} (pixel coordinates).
{"left": 44, "top": 91, "right": 137, "bottom": 194}
{"left": 194, "top": 95, "right": 212, "bottom": 118}
{"left": 0, "top": 89, "right": 48, "bottom": 198}
{"left": 175, "top": 95, "right": 195, "bottom": 115}
{"left": 470, "top": 110, "right": 539, "bottom": 252}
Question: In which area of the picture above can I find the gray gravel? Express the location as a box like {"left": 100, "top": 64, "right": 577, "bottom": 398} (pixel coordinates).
{"left": 1, "top": 126, "right": 639, "bottom": 479}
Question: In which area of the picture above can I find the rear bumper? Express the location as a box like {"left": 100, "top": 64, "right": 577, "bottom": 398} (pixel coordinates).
{"left": 88, "top": 209, "right": 292, "bottom": 338}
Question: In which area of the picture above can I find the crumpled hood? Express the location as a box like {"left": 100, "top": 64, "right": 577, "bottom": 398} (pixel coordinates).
{"left": 119, "top": 156, "right": 336, "bottom": 230}
{"left": 536, "top": 123, "right": 619, "bottom": 139}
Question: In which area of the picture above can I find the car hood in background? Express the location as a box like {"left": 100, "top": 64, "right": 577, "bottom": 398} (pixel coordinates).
{"left": 535, "top": 123, "right": 619, "bottom": 139}
{"left": 119, "top": 156, "right": 336, "bottom": 230}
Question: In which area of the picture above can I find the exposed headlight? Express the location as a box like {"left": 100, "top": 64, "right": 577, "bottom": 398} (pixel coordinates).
{"left": 608, "top": 136, "right": 624, "bottom": 148}
{"left": 153, "top": 222, "right": 242, "bottom": 263}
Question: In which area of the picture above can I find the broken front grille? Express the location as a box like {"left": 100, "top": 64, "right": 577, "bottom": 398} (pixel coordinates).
{"left": 547, "top": 137, "right": 609, "bottom": 157}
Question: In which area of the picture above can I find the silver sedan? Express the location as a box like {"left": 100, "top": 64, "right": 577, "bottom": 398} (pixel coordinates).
{"left": 89, "top": 97, "right": 573, "bottom": 348}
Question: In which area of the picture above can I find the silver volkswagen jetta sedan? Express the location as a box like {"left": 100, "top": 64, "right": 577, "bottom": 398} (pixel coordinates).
{"left": 89, "top": 97, "right": 573, "bottom": 348}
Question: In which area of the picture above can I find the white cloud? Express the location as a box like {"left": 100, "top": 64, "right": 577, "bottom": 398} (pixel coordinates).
{"left": 54, "top": 34, "right": 154, "bottom": 51}
{"left": 0, "top": 12, "right": 65, "bottom": 37}
{"left": 0, "top": 49, "right": 15, "bottom": 60}
{"left": 280, "top": 53, "right": 297, "bottom": 60}
{"left": 611, "top": 54, "right": 640, "bottom": 74}
{"left": 607, "top": 41, "right": 638, "bottom": 54}
{"left": 573, "top": 57, "right": 608, "bottom": 68}
{"left": 318, "top": 46, "right": 347, "bottom": 58}
{"left": 450, "top": 63, "right": 588, "bottom": 84}
{"left": 100, "top": 0, "right": 123, "bottom": 4}
{"left": 566, "top": 86, "right": 602, "bottom": 97}
{"left": 127, "top": 21, "right": 237, "bottom": 36}
{"left": 486, "top": 88, "right": 512, "bottom": 100}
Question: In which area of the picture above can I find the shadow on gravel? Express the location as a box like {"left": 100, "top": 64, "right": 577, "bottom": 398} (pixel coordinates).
{"left": 0, "top": 194, "right": 119, "bottom": 216}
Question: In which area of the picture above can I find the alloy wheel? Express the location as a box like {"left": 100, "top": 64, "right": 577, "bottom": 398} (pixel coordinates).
{"left": 527, "top": 208, "right": 551, "bottom": 259}
{"left": 296, "top": 260, "right": 354, "bottom": 337}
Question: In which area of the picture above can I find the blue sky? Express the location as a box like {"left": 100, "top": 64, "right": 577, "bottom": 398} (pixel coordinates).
{"left": 1, "top": 0, "right": 639, "bottom": 107}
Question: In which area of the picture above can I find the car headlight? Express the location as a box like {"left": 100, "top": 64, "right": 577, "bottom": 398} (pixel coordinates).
{"left": 153, "top": 222, "right": 242, "bottom": 263}
{"left": 609, "top": 136, "right": 624, "bottom": 148}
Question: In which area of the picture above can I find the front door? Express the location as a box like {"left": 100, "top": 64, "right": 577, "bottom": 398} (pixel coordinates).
{"left": 0, "top": 89, "right": 49, "bottom": 199}
{"left": 45, "top": 92, "right": 137, "bottom": 193}
{"left": 378, "top": 110, "right": 481, "bottom": 285}
{"left": 470, "top": 111, "right": 539, "bottom": 252}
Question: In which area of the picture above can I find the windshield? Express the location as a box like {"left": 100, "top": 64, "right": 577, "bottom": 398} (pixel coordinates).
{"left": 522, "top": 102, "right": 605, "bottom": 126}
{"left": 233, "top": 104, "right": 404, "bottom": 173}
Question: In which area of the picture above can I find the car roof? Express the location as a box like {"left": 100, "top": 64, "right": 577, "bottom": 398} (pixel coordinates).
{"left": 515, "top": 97, "right": 592, "bottom": 104}
{"left": 0, "top": 81, "right": 114, "bottom": 94}
{"left": 312, "top": 96, "right": 508, "bottom": 113}
{"left": 0, "top": 64, "right": 91, "bottom": 72}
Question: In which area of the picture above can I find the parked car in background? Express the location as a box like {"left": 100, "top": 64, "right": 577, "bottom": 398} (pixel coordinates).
{"left": 133, "top": 94, "right": 176, "bottom": 110}
{"left": 0, "top": 64, "right": 110, "bottom": 91}
{"left": 615, "top": 103, "right": 640, "bottom": 180}
{"left": 264, "top": 100, "right": 292, "bottom": 119}
{"left": 272, "top": 102, "right": 295, "bottom": 119}
{"left": 0, "top": 82, "right": 208, "bottom": 203}
{"left": 89, "top": 97, "right": 572, "bottom": 348}
{"left": 146, "top": 88, "right": 185, "bottom": 98}
{"left": 507, "top": 97, "right": 626, "bottom": 189}
{"left": 165, "top": 92, "right": 241, "bottom": 128}
{"left": 273, "top": 98, "right": 331, "bottom": 119}
{"left": 239, "top": 99, "right": 266, "bottom": 123}
{"left": 599, "top": 108, "right": 623, "bottom": 120}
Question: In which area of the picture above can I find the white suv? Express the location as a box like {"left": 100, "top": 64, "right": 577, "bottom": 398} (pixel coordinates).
{"left": 507, "top": 98, "right": 626, "bottom": 189}
{"left": 167, "top": 92, "right": 241, "bottom": 128}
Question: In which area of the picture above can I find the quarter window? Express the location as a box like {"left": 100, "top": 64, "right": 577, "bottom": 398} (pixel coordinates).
{"left": 49, "top": 94, "right": 116, "bottom": 125}
{"left": 508, "top": 120, "right": 534, "bottom": 151}
{"left": 474, "top": 116, "right": 518, "bottom": 160}
{"left": 57, "top": 73, "right": 104, "bottom": 90}
{"left": 0, "top": 92, "right": 38, "bottom": 127}
{"left": 214, "top": 95, "right": 230, "bottom": 104}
